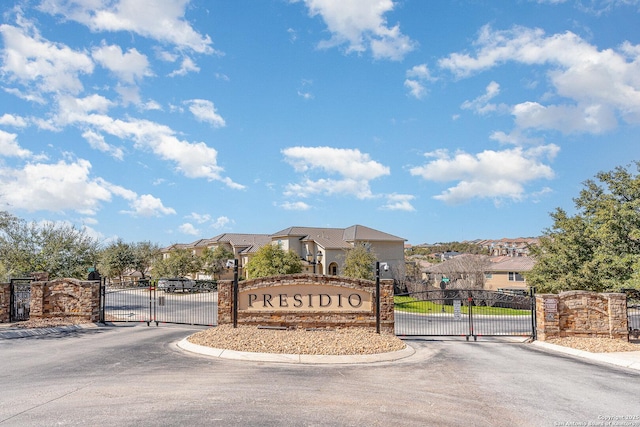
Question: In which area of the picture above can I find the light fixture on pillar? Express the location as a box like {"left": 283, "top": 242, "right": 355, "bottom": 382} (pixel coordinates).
{"left": 306, "top": 250, "right": 323, "bottom": 274}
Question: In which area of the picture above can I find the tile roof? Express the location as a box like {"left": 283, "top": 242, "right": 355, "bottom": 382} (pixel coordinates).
{"left": 271, "top": 225, "right": 405, "bottom": 249}
{"left": 488, "top": 256, "right": 536, "bottom": 272}
{"left": 270, "top": 226, "right": 352, "bottom": 249}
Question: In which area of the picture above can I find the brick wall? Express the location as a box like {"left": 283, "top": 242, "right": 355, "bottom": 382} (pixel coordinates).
{"left": 536, "top": 290, "right": 628, "bottom": 341}
{"left": 218, "top": 274, "right": 395, "bottom": 333}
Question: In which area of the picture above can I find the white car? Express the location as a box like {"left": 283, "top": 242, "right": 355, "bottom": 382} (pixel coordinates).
{"left": 157, "top": 277, "right": 196, "bottom": 293}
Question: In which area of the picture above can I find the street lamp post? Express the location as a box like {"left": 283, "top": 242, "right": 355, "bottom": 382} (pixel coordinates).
{"left": 306, "top": 250, "right": 323, "bottom": 274}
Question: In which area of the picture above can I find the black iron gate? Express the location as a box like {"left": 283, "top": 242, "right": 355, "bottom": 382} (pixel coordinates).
{"left": 100, "top": 279, "right": 218, "bottom": 326}
{"left": 394, "top": 288, "right": 536, "bottom": 340}
{"left": 623, "top": 289, "right": 640, "bottom": 339}
{"left": 9, "top": 278, "right": 32, "bottom": 322}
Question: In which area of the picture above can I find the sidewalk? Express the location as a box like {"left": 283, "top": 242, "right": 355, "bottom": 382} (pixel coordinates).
{"left": 531, "top": 340, "right": 640, "bottom": 371}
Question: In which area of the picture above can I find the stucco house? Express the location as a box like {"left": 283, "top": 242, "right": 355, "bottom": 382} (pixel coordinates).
{"left": 484, "top": 256, "right": 536, "bottom": 292}
{"left": 270, "top": 225, "right": 406, "bottom": 278}
{"left": 422, "top": 254, "right": 535, "bottom": 292}
{"left": 161, "top": 224, "right": 406, "bottom": 280}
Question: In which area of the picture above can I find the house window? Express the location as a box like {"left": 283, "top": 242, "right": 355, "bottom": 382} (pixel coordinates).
{"left": 484, "top": 273, "right": 493, "bottom": 279}
{"left": 508, "top": 272, "right": 525, "bottom": 282}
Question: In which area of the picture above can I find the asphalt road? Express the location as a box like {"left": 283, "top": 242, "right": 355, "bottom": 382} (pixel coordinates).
{"left": 1, "top": 325, "right": 639, "bottom": 427}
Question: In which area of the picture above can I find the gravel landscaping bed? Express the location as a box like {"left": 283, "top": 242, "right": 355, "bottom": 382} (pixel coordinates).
{"left": 187, "top": 325, "right": 407, "bottom": 355}
{"left": 544, "top": 336, "right": 640, "bottom": 353}
{"left": 2, "top": 317, "right": 92, "bottom": 329}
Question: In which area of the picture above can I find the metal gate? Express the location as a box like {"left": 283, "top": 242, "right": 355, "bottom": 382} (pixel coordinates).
{"left": 394, "top": 288, "right": 536, "bottom": 340}
{"left": 9, "top": 278, "right": 32, "bottom": 322}
{"left": 100, "top": 279, "right": 218, "bottom": 326}
{"left": 623, "top": 289, "right": 640, "bottom": 339}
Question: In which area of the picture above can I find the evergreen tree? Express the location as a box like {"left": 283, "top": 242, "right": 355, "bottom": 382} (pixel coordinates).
{"left": 342, "top": 244, "right": 377, "bottom": 281}
{"left": 245, "top": 244, "right": 302, "bottom": 278}
{"left": 527, "top": 162, "right": 640, "bottom": 293}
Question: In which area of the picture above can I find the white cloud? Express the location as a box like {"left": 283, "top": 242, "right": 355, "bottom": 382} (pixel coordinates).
{"left": 511, "top": 101, "right": 618, "bottom": 134}
{"left": 185, "top": 99, "right": 226, "bottom": 128}
{"left": 50, "top": 106, "right": 243, "bottom": 188}
{"left": 91, "top": 43, "right": 152, "bottom": 83}
{"left": 0, "top": 129, "right": 33, "bottom": 158}
{"left": 0, "top": 113, "right": 28, "bottom": 127}
{"left": 280, "top": 201, "right": 311, "bottom": 211}
{"left": 461, "top": 81, "right": 503, "bottom": 115}
{"left": 282, "top": 146, "right": 390, "bottom": 199}
{"left": 179, "top": 222, "right": 199, "bottom": 235}
{"left": 0, "top": 158, "right": 111, "bottom": 214}
{"left": 168, "top": 56, "right": 200, "bottom": 77}
{"left": 186, "top": 212, "right": 212, "bottom": 224}
{"left": 405, "top": 64, "right": 436, "bottom": 99}
{"left": 300, "top": 0, "right": 416, "bottom": 60}
{"left": 0, "top": 156, "right": 175, "bottom": 217}
{"left": 211, "top": 216, "right": 231, "bottom": 229}
{"left": 404, "top": 79, "right": 426, "bottom": 100}
{"left": 81, "top": 130, "right": 124, "bottom": 160}
{"left": 121, "top": 194, "right": 176, "bottom": 217}
{"left": 409, "top": 145, "right": 559, "bottom": 204}
{"left": 438, "top": 25, "right": 640, "bottom": 134}
{"left": 381, "top": 193, "right": 415, "bottom": 211}
{"left": 0, "top": 22, "right": 94, "bottom": 95}
{"left": 39, "top": 0, "right": 216, "bottom": 54}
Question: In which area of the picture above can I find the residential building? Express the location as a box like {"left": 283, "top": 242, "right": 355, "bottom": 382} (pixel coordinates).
{"left": 161, "top": 224, "right": 406, "bottom": 280}
{"left": 484, "top": 256, "right": 536, "bottom": 292}
{"left": 474, "top": 238, "right": 539, "bottom": 257}
{"left": 270, "top": 225, "right": 406, "bottom": 278}
{"left": 421, "top": 254, "right": 535, "bottom": 291}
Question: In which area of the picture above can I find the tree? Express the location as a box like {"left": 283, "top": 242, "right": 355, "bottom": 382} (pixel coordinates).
{"left": 342, "top": 244, "right": 377, "bottom": 281}
{"left": 201, "top": 246, "right": 234, "bottom": 279}
{"left": 527, "top": 162, "right": 640, "bottom": 293}
{"left": 245, "top": 244, "right": 302, "bottom": 278}
{"left": 99, "top": 239, "right": 135, "bottom": 283}
{"left": 131, "top": 241, "right": 162, "bottom": 279}
{"left": 0, "top": 211, "right": 100, "bottom": 280}
{"left": 436, "top": 254, "right": 491, "bottom": 289}
{"left": 151, "top": 248, "right": 202, "bottom": 278}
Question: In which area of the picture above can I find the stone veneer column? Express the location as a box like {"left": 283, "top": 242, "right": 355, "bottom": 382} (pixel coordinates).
{"left": 217, "top": 280, "right": 233, "bottom": 325}
{"left": 536, "top": 291, "right": 629, "bottom": 341}
{"left": 608, "top": 293, "right": 629, "bottom": 340}
{"left": 535, "top": 294, "right": 560, "bottom": 341}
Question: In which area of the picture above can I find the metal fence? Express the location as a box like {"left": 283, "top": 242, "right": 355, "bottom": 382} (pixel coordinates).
{"left": 394, "top": 288, "right": 536, "bottom": 341}
{"left": 624, "top": 289, "right": 640, "bottom": 339}
{"left": 9, "top": 278, "right": 32, "bottom": 322}
{"left": 100, "top": 279, "right": 218, "bottom": 326}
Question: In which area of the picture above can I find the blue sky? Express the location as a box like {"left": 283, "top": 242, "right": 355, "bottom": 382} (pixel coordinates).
{"left": 1, "top": 0, "right": 639, "bottom": 247}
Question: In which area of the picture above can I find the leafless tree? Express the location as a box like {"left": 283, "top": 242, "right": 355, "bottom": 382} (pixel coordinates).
{"left": 435, "top": 254, "right": 492, "bottom": 289}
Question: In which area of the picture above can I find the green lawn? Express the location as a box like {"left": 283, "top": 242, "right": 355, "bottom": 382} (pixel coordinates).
{"left": 394, "top": 295, "right": 531, "bottom": 316}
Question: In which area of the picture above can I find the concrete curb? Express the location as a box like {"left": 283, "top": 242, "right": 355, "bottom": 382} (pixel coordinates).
{"left": 531, "top": 340, "right": 640, "bottom": 371}
{"left": 177, "top": 337, "right": 416, "bottom": 364}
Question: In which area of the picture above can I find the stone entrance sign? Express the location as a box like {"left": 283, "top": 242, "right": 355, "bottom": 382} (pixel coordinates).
{"left": 218, "top": 274, "right": 394, "bottom": 332}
